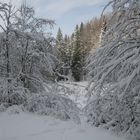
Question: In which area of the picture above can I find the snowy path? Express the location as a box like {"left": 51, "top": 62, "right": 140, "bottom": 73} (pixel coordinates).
{"left": 0, "top": 82, "right": 127, "bottom": 140}
{"left": 0, "top": 113, "right": 126, "bottom": 140}
{"left": 59, "top": 81, "right": 88, "bottom": 109}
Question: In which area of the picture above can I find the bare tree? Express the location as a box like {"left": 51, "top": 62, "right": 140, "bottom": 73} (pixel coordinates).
{"left": 0, "top": 2, "right": 17, "bottom": 96}
{"left": 0, "top": 1, "right": 57, "bottom": 104}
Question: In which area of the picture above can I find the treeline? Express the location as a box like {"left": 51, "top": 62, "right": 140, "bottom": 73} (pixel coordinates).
{"left": 56, "top": 16, "right": 107, "bottom": 81}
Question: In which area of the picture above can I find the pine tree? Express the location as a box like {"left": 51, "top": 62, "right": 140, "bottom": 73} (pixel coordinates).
{"left": 71, "top": 25, "right": 83, "bottom": 81}
{"left": 56, "top": 28, "right": 63, "bottom": 43}
{"left": 65, "top": 18, "right": 104, "bottom": 81}
{"left": 56, "top": 28, "right": 64, "bottom": 60}
{"left": 55, "top": 28, "right": 70, "bottom": 80}
{"left": 79, "top": 22, "right": 87, "bottom": 80}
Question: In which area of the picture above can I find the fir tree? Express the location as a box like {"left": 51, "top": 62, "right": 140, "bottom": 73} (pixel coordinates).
{"left": 56, "top": 27, "right": 63, "bottom": 43}
{"left": 71, "top": 25, "right": 83, "bottom": 81}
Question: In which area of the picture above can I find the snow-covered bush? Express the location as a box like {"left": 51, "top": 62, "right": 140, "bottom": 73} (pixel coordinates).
{"left": 86, "top": 0, "right": 140, "bottom": 139}
{"left": 6, "top": 105, "right": 24, "bottom": 114}
{"left": 0, "top": 79, "right": 29, "bottom": 105}
{"left": 0, "top": 103, "right": 10, "bottom": 112}
{"left": 25, "top": 92, "right": 81, "bottom": 123}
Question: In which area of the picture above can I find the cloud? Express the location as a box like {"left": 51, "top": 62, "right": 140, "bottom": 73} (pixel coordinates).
{"left": 46, "top": 0, "right": 105, "bottom": 18}
{"left": 0, "top": 0, "right": 109, "bottom": 19}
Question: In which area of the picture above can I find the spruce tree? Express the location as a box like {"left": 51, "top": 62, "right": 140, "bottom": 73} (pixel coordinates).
{"left": 56, "top": 28, "right": 70, "bottom": 80}
{"left": 71, "top": 25, "right": 83, "bottom": 81}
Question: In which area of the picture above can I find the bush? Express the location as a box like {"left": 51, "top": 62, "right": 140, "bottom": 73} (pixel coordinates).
{"left": 25, "top": 92, "right": 81, "bottom": 123}
{"left": 6, "top": 105, "right": 24, "bottom": 114}
{"left": 0, "top": 80, "right": 29, "bottom": 106}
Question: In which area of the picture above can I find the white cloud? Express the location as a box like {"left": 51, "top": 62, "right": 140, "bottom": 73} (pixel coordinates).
{"left": 0, "top": 0, "right": 109, "bottom": 19}
{"left": 46, "top": 0, "right": 105, "bottom": 18}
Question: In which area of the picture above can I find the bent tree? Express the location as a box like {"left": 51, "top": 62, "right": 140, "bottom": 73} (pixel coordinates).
{"left": 86, "top": 0, "right": 140, "bottom": 139}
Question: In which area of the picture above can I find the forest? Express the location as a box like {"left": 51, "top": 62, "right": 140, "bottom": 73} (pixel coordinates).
{"left": 0, "top": 0, "right": 140, "bottom": 140}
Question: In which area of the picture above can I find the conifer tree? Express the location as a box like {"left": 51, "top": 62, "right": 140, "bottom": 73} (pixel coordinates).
{"left": 56, "top": 28, "right": 63, "bottom": 44}
{"left": 71, "top": 25, "right": 83, "bottom": 81}
{"left": 56, "top": 28, "right": 70, "bottom": 80}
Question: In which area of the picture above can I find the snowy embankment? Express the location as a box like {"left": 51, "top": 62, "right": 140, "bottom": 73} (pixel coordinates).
{"left": 0, "top": 112, "right": 126, "bottom": 140}
{"left": 0, "top": 82, "right": 126, "bottom": 140}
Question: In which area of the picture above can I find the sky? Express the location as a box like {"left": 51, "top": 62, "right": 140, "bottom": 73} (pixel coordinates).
{"left": 2, "top": 0, "right": 110, "bottom": 36}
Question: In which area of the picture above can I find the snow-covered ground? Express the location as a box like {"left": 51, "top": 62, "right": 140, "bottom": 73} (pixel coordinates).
{"left": 59, "top": 81, "right": 88, "bottom": 109}
{"left": 0, "top": 112, "right": 126, "bottom": 140}
{"left": 0, "top": 82, "right": 126, "bottom": 140}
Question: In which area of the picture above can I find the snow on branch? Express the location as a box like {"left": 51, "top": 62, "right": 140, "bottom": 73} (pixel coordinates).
{"left": 86, "top": 0, "right": 140, "bottom": 139}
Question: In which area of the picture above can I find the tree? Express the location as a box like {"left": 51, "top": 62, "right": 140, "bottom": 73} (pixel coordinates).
{"left": 0, "top": 1, "right": 80, "bottom": 122}
{"left": 71, "top": 25, "right": 83, "bottom": 81}
{"left": 86, "top": 0, "right": 140, "bottom": 139}
{"left": 55, "top": 28, "right": 69, "bottom": 80}
{"left": 68, "top": 17, "right": 105, "bottom": 81}
{"left": 99, "top": 15, "right": 108, "bottom": 46}
{"left": 0, "top": 2, "right": 19, "bottom": 99}
{"left": 56, "top": 28, "right": 63, "bottom": 43}
{"left": 14, "top": 3, "right": 56, "bottom": 91}
{"left": 0, "top": 1, "right": 57, "bottom": 104}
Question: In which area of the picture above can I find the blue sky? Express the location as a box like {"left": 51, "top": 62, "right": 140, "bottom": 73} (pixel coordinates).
{"left": 4, "top": 0, "right": 110, "bottom": 35}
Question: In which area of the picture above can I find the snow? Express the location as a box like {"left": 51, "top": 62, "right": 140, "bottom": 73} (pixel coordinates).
{"left": 59, "top": 81, "right": 88, "bottom": 109}
{"left": 0, "top": 112, "right": 126, "bottom": 140}
{"left": 0, "top": 81, "right": 127, "bottom": 140}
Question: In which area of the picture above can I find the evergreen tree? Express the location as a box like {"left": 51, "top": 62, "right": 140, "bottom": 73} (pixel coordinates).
{"left": 56, "top": 28, "right": 70, "bottom": 80}
{"left": 56, "top": 28, "right": 64, "bottom": 59}
{"left": 79, "top": 22, "right": 87, "bottom": 80}
{"left": 56, "top": 28, "right": 63, "bottom": 43}
{"left": 71, "top": 25, "right": 83, "bottom": 81}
